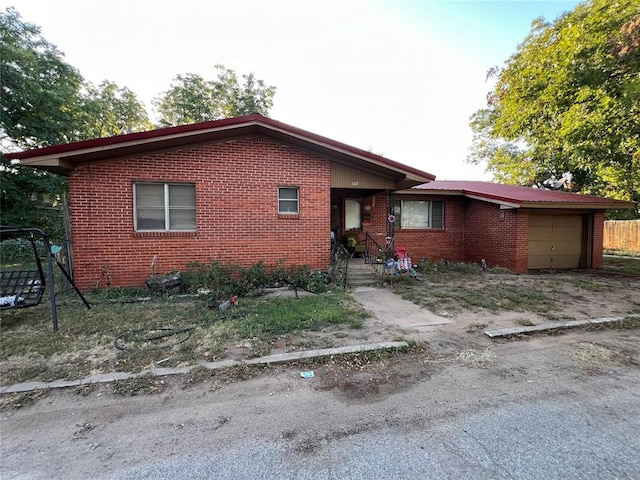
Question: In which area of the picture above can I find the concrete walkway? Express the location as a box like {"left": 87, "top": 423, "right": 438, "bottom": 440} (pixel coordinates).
{"left": 351, "top": 286, "right": 452, "bottom": 328}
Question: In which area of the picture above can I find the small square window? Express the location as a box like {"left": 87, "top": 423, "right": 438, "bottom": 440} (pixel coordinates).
{"left": 278, "top": 187, "right": 299, "bottom": 214}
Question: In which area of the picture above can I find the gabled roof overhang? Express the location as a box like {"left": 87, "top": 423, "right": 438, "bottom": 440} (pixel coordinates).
{"left": 4, "top": 114, "right": 435, "bottom": 189}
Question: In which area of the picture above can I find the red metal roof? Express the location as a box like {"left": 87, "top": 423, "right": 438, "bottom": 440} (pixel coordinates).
{"left": 4, "top": 114, "right": 435, "bottom": 186}
{"left": 413, "top": 181, "right": 635, "bottom": 209}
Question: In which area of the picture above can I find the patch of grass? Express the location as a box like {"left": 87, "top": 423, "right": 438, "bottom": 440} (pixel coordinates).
{"left": 514, "top": 318, "right": 536, "bottom": 326}
{"left": 248, "top": 338, "right": 272, "bottom": 358}
{"left": 183, "top": 363, "right": 269, "bottom": 389}
{"left": 603, "top": 256, "right": 640, "bottom": 275}
{"left": 571, "top": 279, "right": 611, "bottom": 292}
{"left": 398, "top": 282, "right": 556, "bottom": 314}
{"left": 0, "top": 389, "right": 48, "bottom": 411}
{"left": 395, "top": 290, "right": 423, "bottom": 304}
{"left": 417, "top": 261, "right": 483, "bottom": 278}
{"left": 456, "top": 348, "right": 496, "bottom": 368}
{"left": 220, "top": 294, "right": 368, "bottom": 338}
{"left": 604, "top": 248, "right": 640, "bottom": 257}
{"left": 564, "top": 342, "right": 632, "bottom": 371}
{"left": 1, "top": 291, "right": 367, "bottom": 384}
{"left": 111, "top": 373, "right": 167, "bottom": 395}
{"left": 319, "top": 338, "right": 336, "bottom": 348}
{"left": 585, "top": 316, "right": 640, "bottom": 331}
{"left": 85, "top": 287, "right": 156, "bottom": 302}
{"left": 182, "top": 365, "right": 213, "bottom": 388}
{"left": 487, "top": 266, "right": 513, "bottom": 274}
{"left": 75, "top": 383, "right": 99, "bottom": 396}
{"left": 506, "top": 333, "right": 529, "bottom": 341}
{"left": 466, "top": 322, "right": 488, "bottom": 333}
{"left": 0, "top": 362, "right": 50, "bottom": 386}
{"left": 293, "top": 339, "right": 316, "bottom": 349}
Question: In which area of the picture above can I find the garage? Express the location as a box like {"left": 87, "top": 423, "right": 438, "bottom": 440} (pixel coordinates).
{"left": 528, "top": 214, "right": 584, "bottom": 269}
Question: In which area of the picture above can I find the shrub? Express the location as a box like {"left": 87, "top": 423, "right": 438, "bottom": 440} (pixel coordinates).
{"left": 0, "top": 238, "right": 48, "bottom": 266}
{"left": 181, "top": 259, "right": 240, "bottom": 300}
{"left": 181, "top": 258, "right": 329, "bottom": 302}
{"left": 238, "top": 261, "right": 271, "bottom": 290}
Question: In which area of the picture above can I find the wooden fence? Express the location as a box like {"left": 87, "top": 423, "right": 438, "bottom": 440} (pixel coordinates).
{"left": 604, "top": 220, "right": 640, "bottom": 251}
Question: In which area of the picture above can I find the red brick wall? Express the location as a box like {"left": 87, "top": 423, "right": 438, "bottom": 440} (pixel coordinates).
{"left": 360, "top": 194, "right": 602, "bottom": 273}
{"left": 592, "top": 211, "right": 604, "bottom": 268}
{"left": 513, "top": 211, "right": 530, "bottom": 273}
{"left": 69, "top": 137, "right": 331, "bottom": 289}
{"left": 363, "top": 194, "right": 466, "bottom": 263}
{"left": 463, "top": 200, "right": 529, "bottom": 273}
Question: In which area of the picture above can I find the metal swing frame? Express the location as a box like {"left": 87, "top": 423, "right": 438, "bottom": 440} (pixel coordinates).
{"left": 0, "top": 226, "right": 90, "bottom": 331}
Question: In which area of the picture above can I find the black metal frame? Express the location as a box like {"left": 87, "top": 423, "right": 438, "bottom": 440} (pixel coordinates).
{"left": 0, "top": 226, "right": 90, "bottom": 331}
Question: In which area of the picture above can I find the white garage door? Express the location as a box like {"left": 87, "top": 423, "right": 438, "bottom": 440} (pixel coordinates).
{"left": 528, "top": 215, "right": 583, "bottom": 269}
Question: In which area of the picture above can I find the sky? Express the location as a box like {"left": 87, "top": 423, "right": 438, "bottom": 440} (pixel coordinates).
{"left": 4, "top": 0, "right": 581, "bottom": 180}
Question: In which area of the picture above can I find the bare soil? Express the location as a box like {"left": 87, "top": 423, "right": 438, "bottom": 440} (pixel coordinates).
{"left": 277, "top": 268, "right": 640, "bottom": 354}
{"left": 2, "top": 264, "right": 640, "bottom": 479}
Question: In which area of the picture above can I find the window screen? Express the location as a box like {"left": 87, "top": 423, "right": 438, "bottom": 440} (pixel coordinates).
{"left": 135, "top": 183, "right": 196, "bottom": 231}
{"left": 278, "top": 187, "right": 299, "bottom": 214}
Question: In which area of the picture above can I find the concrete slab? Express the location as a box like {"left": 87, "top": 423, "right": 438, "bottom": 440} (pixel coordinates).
{"left": 244, "top": 341, "right": 409, "bottom": 365}
{"left": 351, "top": 286, "right": 452, "bottom": 328}
{"left": 484, "top": 314, "right": 640, "bottom": 338}
{"left": 0, "top": 342, "right": 409, "bottom": 394}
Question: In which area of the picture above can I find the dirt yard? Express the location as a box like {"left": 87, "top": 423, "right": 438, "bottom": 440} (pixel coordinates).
{"left": 277, "top": 266, "right": 640, "bottom": 355}
{"left": 2, "top": 264, "right": 640, "bottom": 478}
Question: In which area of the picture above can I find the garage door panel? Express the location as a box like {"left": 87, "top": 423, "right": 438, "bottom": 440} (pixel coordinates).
{"left": 529, "top": 226, "right": 553, "bottom": 241}
{"left": 528, "top": 215, "right": 583, "bottom": 269}
{"left": 528, "top": 241, "right": 551, "bottom": 255}
{"left": 553, "top": 241, "right": 581, "bottom": 255}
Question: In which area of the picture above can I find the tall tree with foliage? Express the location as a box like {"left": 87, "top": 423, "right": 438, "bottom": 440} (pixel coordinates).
{"left": 153, "top": 64, "right": 276, "bottom": 127}
{"left": 81, "top": 80, "right": 154, "bottom": 138}
{"left": 468, "top": 0, "right": 640, "bottom": 213}
{"left": 0, "top": 7, "right": 85, "bottom": 149}
{"left": 0, "top": 7, "right": 152, "bottom": 235}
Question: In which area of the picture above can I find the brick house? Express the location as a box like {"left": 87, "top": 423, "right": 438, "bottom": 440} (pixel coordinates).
{"left": 367, "top": 181, "right": 634, "bottom": 273}
{"left": 6, "top": 114, "right": 635, "bottom": 288}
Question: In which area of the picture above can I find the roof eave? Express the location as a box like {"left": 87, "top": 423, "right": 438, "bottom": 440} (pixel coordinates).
{"left": 404, "top": 187, "right": 637, "bottom": 211}
{"left": 6, "top": 115, "right": 436, "bottom": 183}
{"left": 520, "top": 201, "right": 637, "bottom": 210}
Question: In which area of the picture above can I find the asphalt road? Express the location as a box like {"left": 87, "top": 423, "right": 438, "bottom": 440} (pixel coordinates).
{"left": 2, "top": 330, "right": 640, "bottom": 479}
{"left": 112, "top": 391, "right": 640, "bottom": 480}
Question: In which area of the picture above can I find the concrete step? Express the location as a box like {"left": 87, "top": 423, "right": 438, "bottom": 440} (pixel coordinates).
{"left": 348, "top": 277, "right": 376, "bottom": 286}
{"left": 344, "top": 259, "right": 378, "bottom": 287}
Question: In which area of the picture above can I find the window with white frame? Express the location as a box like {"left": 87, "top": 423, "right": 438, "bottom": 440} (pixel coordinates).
{"left": 278, "top": 186, "right": 299, "bottom": 214}
{"left": 393, "top": 200, "right": 444, "bottom": 229}
{"left": 134, "top": 183, "right": 196, "bottom": 231}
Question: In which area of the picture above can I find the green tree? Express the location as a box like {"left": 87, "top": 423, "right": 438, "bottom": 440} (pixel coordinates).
{"left": 81, "top": 80, "right": 154, "bottom": 138}
{"left": 0, "top": 154, "right": 67, "bottom": 236}
{"left": 153, "top": 64, "right": 276, "bottom": 127}
{"left": 0, "top": 8, "right": 152, "bottom": 235}
{"left": 468, "top": 0, "right": 640, "bottom": 213}
{"left": 0, "top": 7, "right": 84, "bottom": 149}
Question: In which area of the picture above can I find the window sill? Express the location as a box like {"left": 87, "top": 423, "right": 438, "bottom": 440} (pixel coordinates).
{"left": 134, "top": 231, "right": 197, "bottom": 238}
{"left": 398, "top": 228, "right": 445, "bottom": 232}
{"left": 278, "top": 214, "right": 300, "bottom": 220}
